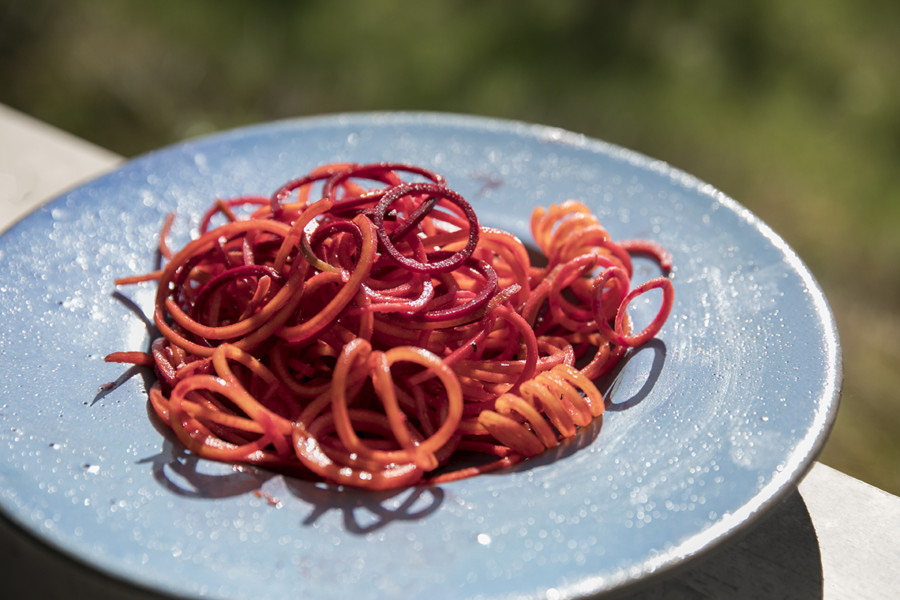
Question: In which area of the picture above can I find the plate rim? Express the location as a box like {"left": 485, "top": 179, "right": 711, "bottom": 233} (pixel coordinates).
{"left": 0, "top": 110, "right": 843, "bottom": 599}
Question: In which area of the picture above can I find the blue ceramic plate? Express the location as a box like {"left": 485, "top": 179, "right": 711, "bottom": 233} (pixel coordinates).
{"left": 0, "top": 113, "right": 840, "bottom": 599}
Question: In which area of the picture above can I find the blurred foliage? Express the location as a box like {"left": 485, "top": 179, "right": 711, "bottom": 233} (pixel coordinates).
{"left": 2, "top": 0, "right": 899, "bottom": 494}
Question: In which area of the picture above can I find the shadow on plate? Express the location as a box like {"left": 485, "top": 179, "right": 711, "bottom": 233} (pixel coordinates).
{"left": 599, "top": 337, "right": 667, "bottom": 412}
{"left": 136, "top": 429, "right": 444, "bottom": 534}
{"left": 284, "top": 478, "right": 445, "bottom": 534}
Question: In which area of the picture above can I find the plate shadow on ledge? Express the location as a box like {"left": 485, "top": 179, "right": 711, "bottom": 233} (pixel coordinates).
{"left": 608, "top": 489, "right": 823, "bottom": 600}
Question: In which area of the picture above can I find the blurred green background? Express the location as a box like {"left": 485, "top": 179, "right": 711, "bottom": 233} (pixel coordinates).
{"left": 2, "top": 0, "right": 898, "bottom": 494}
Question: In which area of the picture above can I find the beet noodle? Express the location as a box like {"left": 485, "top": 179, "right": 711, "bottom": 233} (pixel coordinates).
{"left": 105, "top": 162, "right": 674, "bottom": 490}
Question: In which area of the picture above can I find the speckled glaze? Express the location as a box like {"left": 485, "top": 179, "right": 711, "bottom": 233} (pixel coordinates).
{"left": 0, "top": 113, "right": 841, "bottom": 599}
